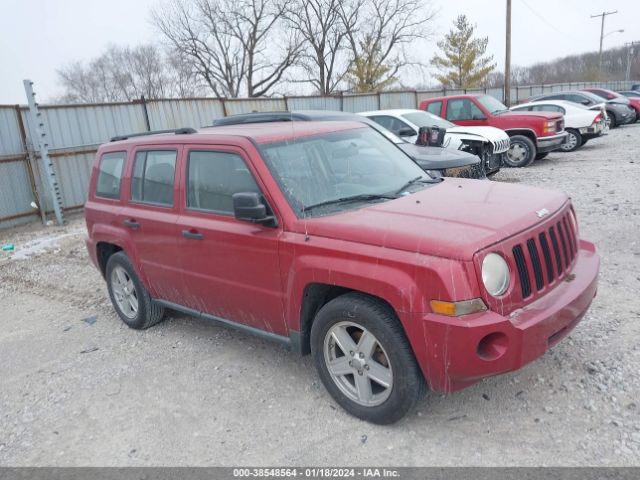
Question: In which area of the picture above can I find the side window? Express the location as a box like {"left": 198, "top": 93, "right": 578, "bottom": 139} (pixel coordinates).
{"left": 370, "top": 115, "right": 394, "bottom": 130}
{"left": 130, "top": 150, "right": 177, "bottom": 206}
{"left": 96, "top": 152, "right": 125, "bottom": 199}
{"left": 426, "top": 101, "right": 442, "bottom": 116}
{"left": 187, "top": 151, "right": 260, "bottom": 214}
{"left": 446, "top": 99, "right": 484, "bottom": 121}
{"left": 532, "top": 105, "right": 562, "bottom": 113}
{"left": 371, "top": 116, "right": 413, "bottom": 135}
{"left": 570, "top": 94, "right": 590, "bottom": 105}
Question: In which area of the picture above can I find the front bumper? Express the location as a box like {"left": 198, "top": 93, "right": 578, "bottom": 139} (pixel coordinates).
{"left": 536, "top": 132, "right": 568, "bottom": 153}
{"left": 413, "top": 240, "right": 599, "bottom": 393}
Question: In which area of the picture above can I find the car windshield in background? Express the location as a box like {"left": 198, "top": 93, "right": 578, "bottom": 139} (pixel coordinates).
{"left": 260, "top": 128, "right": 433, "bottom": 217}
{"left": 477, "top": 95, "right": 509, "bottom": 114}
{"left": 401, "top": 111, "right": 453, "bottom": 129}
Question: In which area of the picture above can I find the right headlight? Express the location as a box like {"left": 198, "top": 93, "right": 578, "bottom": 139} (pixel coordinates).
{"left": 482, "top": 253, "right": 510, "bottom": 297}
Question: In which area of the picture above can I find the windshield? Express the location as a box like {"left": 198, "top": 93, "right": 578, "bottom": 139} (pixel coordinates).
{"left": 260, "top": 128, "right": 432, "bottom": 217}
{"left": 401, "top": 111, "right": 453, "bottom": 129}
{"left": 477, "top": 95, "right": 509, "bottom": 114}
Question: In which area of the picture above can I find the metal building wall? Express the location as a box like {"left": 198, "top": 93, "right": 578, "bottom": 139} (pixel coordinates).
{"left": 0, "top": 106, "right": 38, "bottom": 229}
{"left": 146, "top": 98, "right": 225, "bottom": 129}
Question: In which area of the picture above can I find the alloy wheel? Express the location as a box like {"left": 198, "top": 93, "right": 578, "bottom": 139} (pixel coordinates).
{"left": 508, "top": 143, "right": 528, "bottom": 163}
{"left": 561, "top": 132, "right": 579, "bottom": 151}
{"left": 323, "top": 321, "right": 393, "bottom": 407}
{"left": 110, "top": 265, "right": 139, "bottom": 319}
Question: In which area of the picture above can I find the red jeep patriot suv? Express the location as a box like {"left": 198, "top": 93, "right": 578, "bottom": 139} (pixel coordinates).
{"left": 85, "top": 122, "right": 599, "bottom": 424}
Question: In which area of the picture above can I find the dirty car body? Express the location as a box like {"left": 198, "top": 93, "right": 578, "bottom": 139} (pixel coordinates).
{"left": 85, "top": 121, "right": 599, "bottom": 423}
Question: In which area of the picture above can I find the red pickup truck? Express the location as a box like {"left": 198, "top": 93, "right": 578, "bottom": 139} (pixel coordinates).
{"left": 85, "top": 122, "right": 598, "bottom": 424}
{"left": 420, "top": 94, "right": 568, "bottom": 167}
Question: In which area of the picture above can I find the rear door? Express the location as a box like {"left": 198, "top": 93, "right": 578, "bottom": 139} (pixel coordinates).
{"left": 175, "top": 145, "right": 286, "bottom": 335}
{"left": 120, "top": 145, "right": 185, "bottom": 304}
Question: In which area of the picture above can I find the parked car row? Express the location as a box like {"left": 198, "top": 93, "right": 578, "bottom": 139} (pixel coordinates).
{"left": 528, "top": 89, "right": 637, "bottom": 128}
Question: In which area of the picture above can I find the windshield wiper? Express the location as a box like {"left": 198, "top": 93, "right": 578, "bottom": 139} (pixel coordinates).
{"left": 393, "top": 175, "right": 440, "bottom": 195}
{"left": 301, "top": 193, "right": 397, "bottom": 213}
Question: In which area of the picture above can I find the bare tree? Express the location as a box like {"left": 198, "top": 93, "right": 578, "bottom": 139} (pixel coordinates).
{"left": 285, "top": 0, "right": 361, "bottom": 94}
{"left": 56, "top": 44, "right": 203, "bottom": 103}
{"left": 341, "top": 0, "right": 436, "bottom": 93}
{"left": 153, "top": 0, "right": 301, "bottom": 98}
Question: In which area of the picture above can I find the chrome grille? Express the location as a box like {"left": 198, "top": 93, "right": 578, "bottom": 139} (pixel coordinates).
{"left": 511, "top": 210, "right": 578, "bottom": 300}
{"left": 492, "top": 138, "right": 510, "bottom": 153}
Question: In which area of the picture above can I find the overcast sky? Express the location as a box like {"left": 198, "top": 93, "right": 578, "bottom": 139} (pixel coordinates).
{"left": 0, "top": 0, "right": 637, "bottom": 103}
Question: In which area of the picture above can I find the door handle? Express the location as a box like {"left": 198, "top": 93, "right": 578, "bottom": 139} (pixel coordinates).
{"left": 182, "top": 229, "right": 204, "bottom": 240}
{"left": 123, "top": 219, "right": 140, "bottom": 229}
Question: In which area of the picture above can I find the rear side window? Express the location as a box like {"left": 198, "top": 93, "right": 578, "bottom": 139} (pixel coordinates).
{"left": 426, "top": 101, "right": 442, "bottom": 116}
{"left": 96, "top": 152, "right": 125, "bottom": 199}
{"left": 187, "top": 151, "right": 260, "bottom": 214}
{"left": 532, "top": 105, "right": 565, "bottom": 113}
{"left": 131, "top": 150, "right": 177, "bottom": 206}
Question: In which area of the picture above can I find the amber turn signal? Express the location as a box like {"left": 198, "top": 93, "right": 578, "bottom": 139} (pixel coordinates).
{"left": 430, "top": 298, "right": 488, "bottom": 317}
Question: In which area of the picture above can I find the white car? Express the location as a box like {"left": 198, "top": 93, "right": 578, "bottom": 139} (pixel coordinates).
{"left": 359, "top": 109, "right": 510, "bottom": 175}
{"left": 510, "top": 100, "right": 606, "bottom": 152}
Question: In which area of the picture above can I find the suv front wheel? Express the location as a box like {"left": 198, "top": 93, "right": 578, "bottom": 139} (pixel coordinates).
{"left": 310, "top": 293, "right": 425, "bottom": 424}
{"left": 106, "top": 251, "right": 165, "bottom": 329}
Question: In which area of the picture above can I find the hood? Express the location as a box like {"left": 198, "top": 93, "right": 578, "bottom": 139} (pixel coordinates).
{"left": 447, "top": 125, "right": 509, "bottom": 143}
{"left": 445, "top": 126, "right": 510, "bottom": 153}
{"left": 397, "top": 143, "right": 480, "bottom": 169}
{"left": 494, "top": 110, "right": 561, "bottom": 120}
{"left": 297, "top": 179, "right": 568, "bottom": 260}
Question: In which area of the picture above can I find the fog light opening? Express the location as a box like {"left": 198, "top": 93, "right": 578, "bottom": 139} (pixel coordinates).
{"left": 477, "top": 332, "right": 508, "bottom": 361}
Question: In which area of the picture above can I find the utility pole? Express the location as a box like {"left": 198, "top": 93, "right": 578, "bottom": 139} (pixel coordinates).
{"left": 591, "top": 10, "right": 618, "bottom": 80}
{"left": 505, "top": 0, "right": 512, "bottom": 106}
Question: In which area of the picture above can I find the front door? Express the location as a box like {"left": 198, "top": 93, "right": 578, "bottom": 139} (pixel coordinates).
{"left": 444, "top": 98, "right": 489, "bottom": 127}
{"left": 176, "top": 146, "right": 286, "bottom": 335}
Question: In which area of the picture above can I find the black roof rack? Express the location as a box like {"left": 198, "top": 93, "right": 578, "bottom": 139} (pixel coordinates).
{"left": 211, "top": 112, "right": 308, "bottom": 126}
{"left": 110, "top": 128, "right": 197, "bottom": 142}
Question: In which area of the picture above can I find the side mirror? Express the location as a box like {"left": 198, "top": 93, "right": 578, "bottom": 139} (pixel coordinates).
{"left": 397, "top": 127, "right": 417, "bottom": 137}
{"left": 232, "top": 192, "right": 277, "bottom": 227}
{"left": 581, "top": 99, "right": 591, "bottom": 105}
{"left": 472, "top": 113, "right": 487, "bottom": 120}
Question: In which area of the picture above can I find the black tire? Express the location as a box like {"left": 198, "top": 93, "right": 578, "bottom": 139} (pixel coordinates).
{"left": 504, "top": 135, "right": 536, "bottom": 167}
{"left": 310, "top": 292, "right": 425, "bottom": 424}
{"left": 607, "top": 112, "right": 617, "bottom": 129}
{"left": 535, "top": 152, "right": 549, "bottom": 160}
{"left": 106, "top": 251, "right": 165, "bottom": 329}
{"left": 560, "top": 129, "right": 582, "bottom": 152}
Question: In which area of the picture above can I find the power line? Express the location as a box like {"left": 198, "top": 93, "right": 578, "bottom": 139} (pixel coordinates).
{"left": 517, "top": 0, "right": 580, "bottom": 42}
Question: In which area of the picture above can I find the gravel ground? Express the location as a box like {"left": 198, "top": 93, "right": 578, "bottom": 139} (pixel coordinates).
{"left": 0, "top": 124, "right": 639, "bottom": 466}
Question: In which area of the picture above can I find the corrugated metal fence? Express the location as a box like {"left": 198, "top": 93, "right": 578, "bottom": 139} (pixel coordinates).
{"left": 0, "top": 79, "right": 638, "bottom": 229}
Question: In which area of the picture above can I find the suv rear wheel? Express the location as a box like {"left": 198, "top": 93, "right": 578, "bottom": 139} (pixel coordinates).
{"left": 505, "top": 135, "right": 536, "bottom": 167}
{"left": 310, "top": 293, "right": 425, "bottom": 424}
{"left": 106, "top": 251, "right": 165, "bottom": 329}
